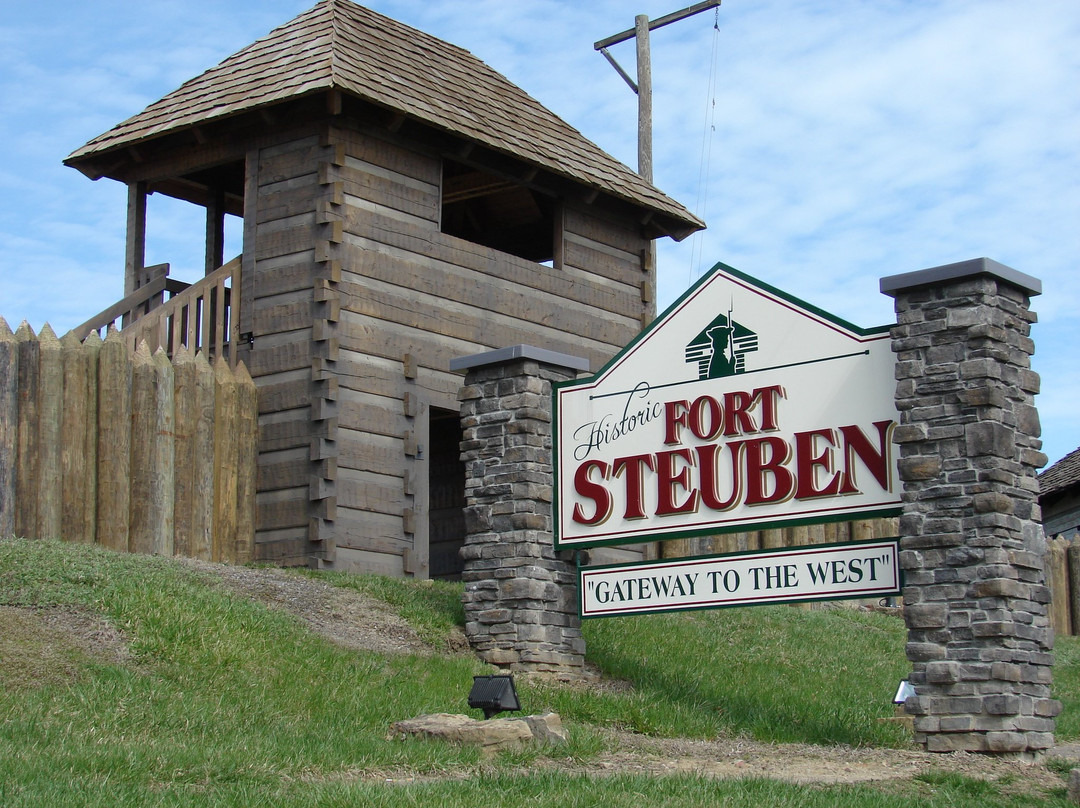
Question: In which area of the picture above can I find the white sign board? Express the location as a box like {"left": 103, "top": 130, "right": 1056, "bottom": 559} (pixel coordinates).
{"left": 580, "top": 540, "right": 901, "bottom": 619}
{"left": 553, "top": 263, "right": 901, "bottom": 550}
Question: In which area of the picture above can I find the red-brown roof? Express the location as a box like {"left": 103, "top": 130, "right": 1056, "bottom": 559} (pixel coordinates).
{"left": 65, "top": 0, "right": 703, "bottom": 240}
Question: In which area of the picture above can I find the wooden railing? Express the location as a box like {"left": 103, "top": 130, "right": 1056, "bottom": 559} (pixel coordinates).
{"left": 75, "top": 263, "right": 188, "bottom": 336}
{"left": 76, "top": 257, "right": 243, "bottom": 367}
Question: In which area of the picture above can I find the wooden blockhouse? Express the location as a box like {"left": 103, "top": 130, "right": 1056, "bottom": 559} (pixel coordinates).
{"left": 1040, "top": 447, "right": 1080, "bottom": 540}
{"left": 66, "top": 0, "right": 703, "bottom": 576}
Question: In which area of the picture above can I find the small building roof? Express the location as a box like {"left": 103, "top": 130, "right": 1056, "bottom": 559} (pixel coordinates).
{"left": 65, "top": 0, "right": 703, "bottom": 241}
{"left": 1040, "top": 446, "right": 1080, "bottom": 499}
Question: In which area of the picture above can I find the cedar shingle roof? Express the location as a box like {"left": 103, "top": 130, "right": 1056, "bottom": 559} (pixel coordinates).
{"left": 1040, "top": 446, "right": 1080, "bottom": 498}
{"left": 65, "top": 0, "right": 703, "bottom": 240}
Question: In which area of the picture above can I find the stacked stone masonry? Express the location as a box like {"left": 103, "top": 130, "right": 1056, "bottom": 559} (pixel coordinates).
{"left": 457, "top": 352, "right": 585, "bottom": 675}
{"left": 887, "top": 267, "right": 1060, "bottom": 755}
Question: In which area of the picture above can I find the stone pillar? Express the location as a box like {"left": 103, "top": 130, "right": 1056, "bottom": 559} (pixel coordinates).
{"left": 881, "top": 258, "right": 1059, "bottom": 756}
{"left": 451, "top": 345, "right": 589, "bottom": 676}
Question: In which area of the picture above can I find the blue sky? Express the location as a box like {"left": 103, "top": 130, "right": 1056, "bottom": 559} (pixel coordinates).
{"left": 0, "top": 0, "right": 1077, "bottom": 466}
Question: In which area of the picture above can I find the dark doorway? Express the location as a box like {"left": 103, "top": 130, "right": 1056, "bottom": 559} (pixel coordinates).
{"left": 428, "top": 408, "right": 466, "bottom": 580}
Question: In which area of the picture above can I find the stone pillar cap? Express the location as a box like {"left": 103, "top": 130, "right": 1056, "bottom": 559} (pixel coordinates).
{"left": 450, "top": 344, "right": 590, "bottom": 373}
{"left": 880, "top": 257, "right": 1041, "bottom": 298}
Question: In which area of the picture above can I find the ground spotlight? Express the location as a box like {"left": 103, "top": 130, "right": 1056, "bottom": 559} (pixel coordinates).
{"left": 893, "top": 679, "right": 915, "bottom": 705}
{"left": 468, "top": 674, "right": 521, "bottom": 719}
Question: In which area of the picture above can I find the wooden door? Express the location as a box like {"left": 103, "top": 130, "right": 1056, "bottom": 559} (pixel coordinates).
{"left": 427, "top": 407, "right": 466, "bottom": 579}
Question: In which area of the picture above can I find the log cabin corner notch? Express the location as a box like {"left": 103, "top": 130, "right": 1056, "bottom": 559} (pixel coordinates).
{"left": 64, "top": 0, "right": 705, "bottom": 575}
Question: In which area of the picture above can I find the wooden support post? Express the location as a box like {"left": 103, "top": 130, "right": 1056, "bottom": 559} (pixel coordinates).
{"left": 640, "top": 243, "right": 657, "bottom": 325}
{"left": 205, "top": 188, "right": 225, "bottom": 275}
{"left": 125, "top": 181, "right": 147, "bottom": 297}
{"left": 552, "top": 201, "right": 565, "bottom": 270}
{"left": 0, "top": 319, "right": 16, "bottom": 538}
{"left": 239, "top": 149, "right": 258, "bottom": 340}
{"left": 635, "top": 14, "right": 652, "bottom": 183}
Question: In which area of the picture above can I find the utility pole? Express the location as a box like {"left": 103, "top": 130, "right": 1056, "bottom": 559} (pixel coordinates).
{"left": 596, "top": 4, "right": 721, "bottom": 563}
{"left": 594, "top": 1, "right": 721, "bottom": 184}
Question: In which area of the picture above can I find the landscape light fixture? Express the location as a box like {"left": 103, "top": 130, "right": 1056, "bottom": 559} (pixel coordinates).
{"left": 468, "top": 674, "right": 521, "bottom": 720}
{"left": 893, "top": 679, "right": 916, "bottom": 705}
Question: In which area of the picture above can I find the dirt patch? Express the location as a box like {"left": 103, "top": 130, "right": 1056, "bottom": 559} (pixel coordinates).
{"left": 175, "top": 558, "right": 463, "bottom": 656}
{"left": 553, "top": 729, "right": 1071, "bottom": 792}
{"left": 0, "top": 605, "right": 130, "bottom": 691}
{"left": 340, "top": 731, "right": 1072, "bottom": 795}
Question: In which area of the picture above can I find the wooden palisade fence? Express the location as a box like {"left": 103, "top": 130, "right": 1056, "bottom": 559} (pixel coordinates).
{"left": 1046, "top": 532, "right": 1080, "bottom": 638}
{"left": 0, "top": 317, "right": 256, "bottom": 563}
{"left": 661, "top": 517, "right": 901, "bottom": 559}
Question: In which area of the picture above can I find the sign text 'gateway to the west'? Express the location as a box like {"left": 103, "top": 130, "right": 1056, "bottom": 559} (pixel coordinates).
{"left": 580, "top": 539, "right": 901, "bottom": 619}
{"left": 553, "top": 263, "right": 902, "bottom": 549}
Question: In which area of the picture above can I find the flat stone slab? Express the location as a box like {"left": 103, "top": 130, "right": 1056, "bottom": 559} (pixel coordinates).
{"left": 391, "top": 712, "right": 567, "bottom": 749}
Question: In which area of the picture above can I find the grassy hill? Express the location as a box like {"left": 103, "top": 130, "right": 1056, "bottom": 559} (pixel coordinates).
{"left": 1, "top": 536, "right": 1077, "bottom": 807}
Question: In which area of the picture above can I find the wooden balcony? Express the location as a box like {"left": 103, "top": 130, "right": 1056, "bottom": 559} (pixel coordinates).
{"left": 76, "top": 257, "right": 243, "bottom": 366}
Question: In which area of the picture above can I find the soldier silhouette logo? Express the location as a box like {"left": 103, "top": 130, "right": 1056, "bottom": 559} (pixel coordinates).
{"left": 685, "top": 301, "right": 758, "bottom": 380}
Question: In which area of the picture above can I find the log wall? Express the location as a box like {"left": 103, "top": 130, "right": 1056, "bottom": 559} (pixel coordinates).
{"left": 313, "top": 123, "right": 652, "bottom": 577}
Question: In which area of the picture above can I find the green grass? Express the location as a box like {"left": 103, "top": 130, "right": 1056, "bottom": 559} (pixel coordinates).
{"left": 2, "top": 770, "right": 1068, "bottom": 808}
{"left": 0, "top": 536, "right": 1075, "bottom": 807}
{"left": 568, "top": 605, "right": 913, "bottom": 746}
{"left": 1052, "top": 632, "right": 1080, "bottom": 739}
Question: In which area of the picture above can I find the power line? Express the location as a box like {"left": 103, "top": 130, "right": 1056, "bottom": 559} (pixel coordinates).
{"left": 689, "top": 7, "right": 722, "bottom": 287}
